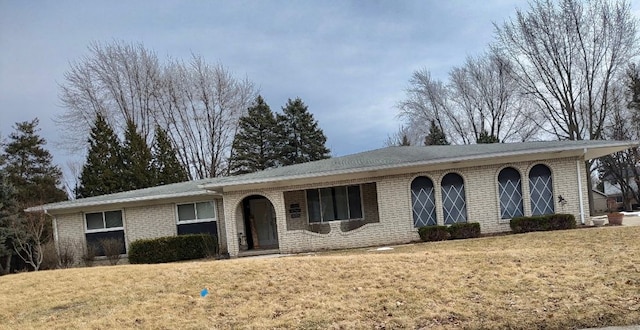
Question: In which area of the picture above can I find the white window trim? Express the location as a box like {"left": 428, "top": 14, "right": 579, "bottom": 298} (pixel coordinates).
{"left": 306, "top": 184, "right": 365, "bottom": 224}
{"left": 176, "top": 200, "right": 217, "bottom": 225}
{"left": 84, "top": 210, "right": 125, "bottom": 234}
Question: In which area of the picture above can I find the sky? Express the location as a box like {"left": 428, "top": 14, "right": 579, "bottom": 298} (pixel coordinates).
{"left": 3, "top": 0, "right": 636, "bottom": 182}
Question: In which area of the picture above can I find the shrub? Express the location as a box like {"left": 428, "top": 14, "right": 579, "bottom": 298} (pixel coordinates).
{"left": 128, "top": 234, "right": 218, "bottom": 264}
{"left": 57, "top": 239, "right": 77, "bottom": 268}
{"left": 510, "top": 214, "right": 576, "bottom": 233}
{"left": 81, "top": 244, "right": 96, "bottom": 267}
{"left": 40, "top": 241, "right": 59, "bottom": 270}
{"left": 418, "top": 226, "right": 450, "bottom": 242}
{"left": 447, "top": 222, "right": 481, "bottom": 240}
{"left": 99, "top": 238, "right": 124, "bottom": 265}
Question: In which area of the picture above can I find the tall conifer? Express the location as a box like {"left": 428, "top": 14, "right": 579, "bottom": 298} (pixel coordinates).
{"left": 229, "top": 96, "right": 279, "bottom": 175}
{"left": 424, "top": 120, "right": 450, "bottom": 146}
{"left": 121, "top": 120, "right": 154, "bottom": 191}
{"left": 3, "top": 119, "right": 67, "bottom": 205}
{"left": 276, "top": 98, "right": 330, "bottom": 166}
{"left": 77, "top": 114, "right": 125, "bottom": 198}
{"left": 152, "top": 125, "right": 188, "bottom": 184}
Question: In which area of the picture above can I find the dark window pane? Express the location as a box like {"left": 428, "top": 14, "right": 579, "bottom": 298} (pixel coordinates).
{"left": 104, "top": 211, "right": 123, "bottom": 228}
{"left": 306, "top": 189, "right": 321, "bottom": 223}
{"left": 86, "top": 212, "right": 103, "bottom": 230}
{"left": 320, "top": 187, "right": 336, "bottom": 221}
{"left": 177, "top": 221, "right": 218, "bottom": 237}
{"left": 411, "top": 176, "right": 436, "bottom": 227}
{"left": 85, "top": 230, "right": 126, "bottom": 256}
{"left": 441, "top": 173, "right": 467, "bottom": 224}
{"left": 196, "top": 201, "right": 215, "bottom": 219}
{"left": 498, "top": 167, "right": 524, "bottom": 219}
{"left": 529, "top": 164, "right": 554, "bottom": 215}
{"left": 178, "top": 204, "right": 196, "bottom": 221}
{"left": 334, "top": 186, "right": 349, "bottom": 220}
{"left": 348, "top": 185, "right": 363, "bottom": 219}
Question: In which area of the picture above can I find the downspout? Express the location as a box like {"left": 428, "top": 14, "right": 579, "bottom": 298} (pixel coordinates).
{"left": 576, "top": 150, "right": 586, "bottom": 225}
{"left": 46, "top": 209, "right": 60, "bottom": 258}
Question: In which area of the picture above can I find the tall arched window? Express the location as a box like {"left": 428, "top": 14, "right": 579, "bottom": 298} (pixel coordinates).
{"left": 441, "top": 173, "right": 467, "bottom": 224}
{"left": 529, "top": 164, "right": 554, "bottom": 215}
{"left": 498, "top": 167, "right": 524, "bottom": 219}
{"left": 411, "top": 176, "right": 436, "bottom": 227}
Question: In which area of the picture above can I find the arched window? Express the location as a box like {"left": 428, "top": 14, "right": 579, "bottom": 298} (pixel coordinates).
{"left": 441, "top": 173, "right": 467, "bottom": 224}
{"left": 529, "top": 164, "right": 554, "bottom": 215}
{"left": 498, "top": 167, "right": 524, "bottom": 219}
{"left": 411, "top": 176, "right": 436, "bottom": 227}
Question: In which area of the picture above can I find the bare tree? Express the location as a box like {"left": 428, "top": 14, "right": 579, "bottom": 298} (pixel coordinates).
{"left": 384, "top": 125, "right": 415, "bottom": 146}
{"left": 10, "top": 210, "right": 50, "bottom": 271}
{"left": 494, "top": 0, "right": 637, "bottom": 141}
{"left": 57, "top": 41, "right": 256, "bottom": 180}
{"left": 157, "top": 56, "right": 256, "bottom": 178}
{"left": 57, "top": 41, "right": 163, "bottom": 150}
{"left": 599, "top": 65, "right": 640, "bottom": 211}
{"left": 494, "top": 0, "right": 638, "bottom": 214}
{"left": 398, "top": 53, "right": 536, "bottom": 144}
{"left": 448, "top": 53, "right": 536, "bottom": 143}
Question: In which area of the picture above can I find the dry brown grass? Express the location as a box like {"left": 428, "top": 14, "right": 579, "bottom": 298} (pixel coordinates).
{"left": 1, "top": 226, "right": 639, "bottom": 329}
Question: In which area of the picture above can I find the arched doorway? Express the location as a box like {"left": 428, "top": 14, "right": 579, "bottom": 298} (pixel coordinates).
{"left": 241, "top": 195, "right": 279, "bottom": 250}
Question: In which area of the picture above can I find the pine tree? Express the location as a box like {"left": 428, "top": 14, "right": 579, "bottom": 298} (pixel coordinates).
{"left": 121, "top": 120, "right": 154, "bottom": 191}
{"left": 77, "top": 114, "right": 126, "bottom": 198}
{"left": 276, "top": 98, "right": 330, "bottom": 166}
{"left": 476, "top": 130, "right": 500, "bottom": 144}
{"left": 0, "top": 153, "right": 17, "bottom": 274}
{"left": 152, "top": 125, "right": 188, "bottom": 184}
{"left": 3, "top": 119, "right": 67, "bottom": 205}
{"left": 229, "top": 96, "right": 279, "bottom": 175}
{"left": 424, "top": 120, "right": 450, "bottom": 146}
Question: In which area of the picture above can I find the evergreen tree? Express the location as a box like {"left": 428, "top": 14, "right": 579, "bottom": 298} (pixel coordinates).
{"left": 276, "top": 98, "right": 330, "bottom": 166}
{"left": 152, "top": 125, "right": 188, "bottom": 185}
{"left": 77, "top": 114, "right": 126, "bottom": 198}
{"left": 424, "top": 120, "right": 450, "bottom": 146}
{"left": 0, "top": 153, "right": 17, "bottom": 274}
{"left": 476, "top": 130, "right": 500, "bottom": 144}
{"left": 229, "top": 96, "right": 279, "bottom": 175}
{"left": 121, "top": 120, "right": 154, "bottom": 191}
{"left": 3, "top": 119, "right": 67, "bottom": 205}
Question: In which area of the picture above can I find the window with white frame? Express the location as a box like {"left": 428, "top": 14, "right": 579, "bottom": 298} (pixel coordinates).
{"left": 176, "top": 201, "right": 218, "bottom": 237}
{"left": 84, "top": 210, "right": 126, "bottom": 256}
{"left": 498, "top": 167, "right": 524, "bottom": 219}
{"left": 307, "top": 185, "right": 363, "bottom": 223}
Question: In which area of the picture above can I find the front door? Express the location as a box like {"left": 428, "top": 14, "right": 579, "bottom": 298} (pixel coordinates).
{"left": 248, "top": 198, "right": 279, "bottom": 248}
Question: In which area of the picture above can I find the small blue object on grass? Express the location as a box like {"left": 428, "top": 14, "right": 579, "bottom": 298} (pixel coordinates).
{"left": 200, "top": 288, "right": 209, "bottom": 297}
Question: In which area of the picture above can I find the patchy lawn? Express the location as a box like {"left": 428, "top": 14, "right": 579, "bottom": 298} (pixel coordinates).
{"left": 1, "top": 226, "right": 639, "bottom": 329}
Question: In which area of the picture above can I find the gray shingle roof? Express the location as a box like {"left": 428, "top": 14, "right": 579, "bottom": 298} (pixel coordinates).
{"left": 203, "top": 140, "right": 636, "bottom": 189}
{"left": 33, "top": 140, "right": 636, "bottom": 213}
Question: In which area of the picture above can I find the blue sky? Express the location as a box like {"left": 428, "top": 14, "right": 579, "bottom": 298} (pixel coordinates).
{"left": 5, "top": 0, "right": 628, "bottom": 178}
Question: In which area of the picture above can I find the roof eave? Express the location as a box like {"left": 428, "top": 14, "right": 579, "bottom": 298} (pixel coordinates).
{"left": 26, "top": 190, "right": 222, "bottom": 214}
{"left": 202, "top": 142, "right": 637, "bottom": 191}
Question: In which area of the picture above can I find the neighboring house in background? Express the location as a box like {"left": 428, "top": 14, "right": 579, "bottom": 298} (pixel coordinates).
{"left": 591, "top": 189, "right": 608, "bottom": 213}
{"left": 602, "top": 170, "right": 639, "bottom": 210}
{"left": 29, "top": 140, "right": 636, "bottom": 261}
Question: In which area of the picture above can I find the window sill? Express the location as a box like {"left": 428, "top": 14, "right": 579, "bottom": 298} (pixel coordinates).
{"left": 177, "top": 219, "right": 216, "bottom": 225}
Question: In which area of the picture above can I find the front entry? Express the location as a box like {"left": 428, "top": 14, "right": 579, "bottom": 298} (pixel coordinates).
{"left": 242, "top": 196, "right": 279, "bottom": 250}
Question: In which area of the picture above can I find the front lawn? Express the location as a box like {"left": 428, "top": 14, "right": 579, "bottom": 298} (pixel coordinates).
{"left": 1, "top": 226, "right": 639, "bottom": 329}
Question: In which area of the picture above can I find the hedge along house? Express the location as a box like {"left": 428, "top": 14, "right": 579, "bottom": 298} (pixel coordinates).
{"left": 29, "top": 140, "right": 636, "bottom": 261}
